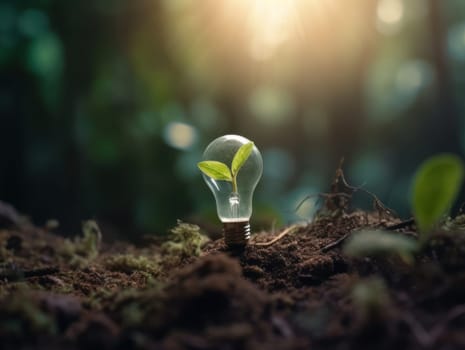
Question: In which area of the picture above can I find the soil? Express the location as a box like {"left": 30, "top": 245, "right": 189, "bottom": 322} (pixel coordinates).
{"left": 2, "top": 189, "right": 465, "bottom": 349}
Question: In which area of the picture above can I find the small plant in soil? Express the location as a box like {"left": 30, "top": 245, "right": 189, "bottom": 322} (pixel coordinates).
{"left": 344, "top": 154, "right": 465, "bottom": 262}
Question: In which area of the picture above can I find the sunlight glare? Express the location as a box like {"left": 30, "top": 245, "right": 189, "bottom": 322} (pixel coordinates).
{"left": 241, "top": 0, "right": 297, "bottom": 61}
{"left": 376, "top": 0, "right": 404, "bottom": 35}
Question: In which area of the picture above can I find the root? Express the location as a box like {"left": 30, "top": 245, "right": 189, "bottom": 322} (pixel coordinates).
{"left": 319, "top": 233, "right": 350, "bottom": 253}
{"left": 253, "top": 225, "right": 300, "bottom": 247}
{"left": 296, "top": 160, "right": 397, "bottom": 220}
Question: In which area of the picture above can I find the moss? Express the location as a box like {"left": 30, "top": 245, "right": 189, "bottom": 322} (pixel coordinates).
{"left": 120, "top": 301, "right": 145, "bottom": 327}
{"left": 85, "top": 288, "right": 116, "bottom": 310}
{"left": 0, "top": 293, "right": 57, "bottom": 336}
{"left": 103, "top": 254, "right": 161, "bottom": 275}
{"left": 110, "top": 287, "right": 165, "bottom": 328}
{"left": 161, "top": 220, "right": 209, "bottom": 259}
{"left": 59, "top": 220, "right": 102, "bottom": 267}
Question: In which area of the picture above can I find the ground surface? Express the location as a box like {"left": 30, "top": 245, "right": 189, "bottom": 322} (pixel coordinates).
{"left": 2, "top": 181, "right": 465, "bottom": 349}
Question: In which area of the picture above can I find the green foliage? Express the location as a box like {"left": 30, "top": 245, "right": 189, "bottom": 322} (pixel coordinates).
{"left": 197, "top": 161, "right": 232, "bottom": 181}
{"left": 412, "top": 154, "right": 465, "bottom": 235}
{"left": 344, "top": 230, "right": 418, "bottom": 262}
{"left": 198, "top": 141, "right": 254, "bottom": 193}
{"left": 60, "top": 220, "right": 102, "bottom": 267}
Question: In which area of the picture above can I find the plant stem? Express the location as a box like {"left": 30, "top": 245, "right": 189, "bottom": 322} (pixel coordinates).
{"left": 232, "top": 175, "right": 238, "bottom": 193}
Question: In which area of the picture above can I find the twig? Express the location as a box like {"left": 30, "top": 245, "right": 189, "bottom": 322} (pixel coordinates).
{"left": 318, "top": 216, "right": 415, "bottom": 253}
{"left": 429, "top": 304, "right": 465, "bottom": 345}
{"left": 324, "top": 161, "right": 397, "bottom": 217}
{"left": 339, "top": 171, "right": 398, "bottom": 218}
{"left": 254, "top": 225, "right": 300, "bottom": 247}
{"left": 23, "top": 267, "right": 59, "bottom": 278}
{"left": 384, "top": 218, "right": 415, "bottom": 231}
{"left": 402, "top": 304, "right": 465, "bottom": 348}
{"left": 397, "top": 230, "right": 418, "bottom": 238}
{"left": 0, "top": 266, "right": 59, "bottom": 281}
{"left": 319, "top": 233, "right": 350, "bottom": 253}
{"left": 294, "top": 193, "right": 351, "bottom": 213}
{"left": 401, "top": 314, "right": 433, "bottom": 348}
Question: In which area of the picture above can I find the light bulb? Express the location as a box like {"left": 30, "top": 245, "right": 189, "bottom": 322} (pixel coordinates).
{"left": 198, "top": 135, "right": 263, "bottom": 247}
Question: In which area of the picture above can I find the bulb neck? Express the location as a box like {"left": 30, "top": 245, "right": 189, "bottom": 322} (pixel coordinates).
{"left": 222, "top": 220, "right": 250, "bottom": 248}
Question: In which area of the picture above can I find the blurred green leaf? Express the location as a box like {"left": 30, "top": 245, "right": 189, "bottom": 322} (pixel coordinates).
{"left": 351, "top": 278, "right": 389, "bottom": 318}
{"left": 231, "top": 142, "right": 254, "bottom": 176}
{"left": 412, "top": 154, "right": 465, "bottom": 234}
{"left": 198, "top": 161, "right": 232, "bottom": 181}
{"left": 344, "top": 230, "right": 418, "bottom": 262}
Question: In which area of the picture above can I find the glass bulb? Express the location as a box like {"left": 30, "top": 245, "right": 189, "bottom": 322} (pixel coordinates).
{"left": 201, "top": 135, "right": 263, "bottom": 247}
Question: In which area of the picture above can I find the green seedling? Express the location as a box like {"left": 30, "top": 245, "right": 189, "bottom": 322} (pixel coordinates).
{"left": 344, "top": 154, "right": 465, "bottom": 263}
{"left": 412, "top": 154, "right": 465, "bottom": 238}
{"left": 352, "top": 278, "right": 390, "bottom": 323}
{"left": 198, "top": 141, "right": 254, "bottom": 193}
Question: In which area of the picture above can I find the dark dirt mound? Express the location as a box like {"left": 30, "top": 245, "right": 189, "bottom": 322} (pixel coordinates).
{"left": 2, "top": 199, "right": 465, "bottom": 349}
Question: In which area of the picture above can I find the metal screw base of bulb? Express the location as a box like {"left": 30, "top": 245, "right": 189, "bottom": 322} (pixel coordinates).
{"left": 223, "top": 221, "right": 250, "bottom": 248}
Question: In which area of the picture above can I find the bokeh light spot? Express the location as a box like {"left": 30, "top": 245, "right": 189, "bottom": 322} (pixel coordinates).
{"left": 376, "top": 0, "right": 404, "bottom": 35}
{"left": 18, "top": 9, "right": 49, "bottom": 38}
{"left": 366, "top": 58, "right": 433, "bottom": 122}
{"left": 163, "top": 122, "right": 197, "bottom": 150}
{"left": 448, "top": 22, "right": 465, "bottom": 62}
{"left": 249, "top": 86, "right": 295, "bottom": 126}
{"left": 395, "top": 60, "right": 432, "bottom": 95}
{"left": 27, "top": 33, "right": 63, "bottom": 77}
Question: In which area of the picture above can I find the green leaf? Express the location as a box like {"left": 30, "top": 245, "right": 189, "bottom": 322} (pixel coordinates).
{"left": 198, "top": 161, "right": 232, "bottom": 181}
{"left": 412, "top": 154, "right": 465, "bottom": 234}
{"left": 231, "top": 142, "right": 254, "bottom": 176}
{"left": 344, "top": 230, "right": 418, "bottom": 260}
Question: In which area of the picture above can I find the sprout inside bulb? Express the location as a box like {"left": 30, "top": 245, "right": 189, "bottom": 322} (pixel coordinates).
{"left": 201, "top": 135, "right": 262, "bottom": 222}
{"left": 199, "top": 135, "right": 262, "bottom": 247}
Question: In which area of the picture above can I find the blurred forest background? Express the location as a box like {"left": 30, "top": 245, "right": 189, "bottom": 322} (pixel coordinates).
{"left": 1, "top": 0, "right": 465, "bottom": 239}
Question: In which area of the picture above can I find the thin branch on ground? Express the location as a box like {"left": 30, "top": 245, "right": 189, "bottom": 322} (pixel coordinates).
{"left": 337, "top": 167, "right": 398, "bottom": 218}
{"left": 297, "top": 162, "right": 397, "bottom": 221}
{"left": 401, "top": 314, "right": 433, "bottom": 348}
{"left": 294, "top": 193, "right": 352, "bottom": 214}
{"left": 383, "top": 218, "right": 415, "bottom": 231}
{"left": 319, "top": 233, "right": 350, "bottom": 253}
{"left": 402, "top": 304, "right": 465, "bottom": 348}
{"left": 429, "top": 304, "right": 465, "bottom": 344}
{"left": 254, "top": 225, "right": 300, "bottom": 247}
{"left": 0, "top": 266, "right": 59, "bottom": 281}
